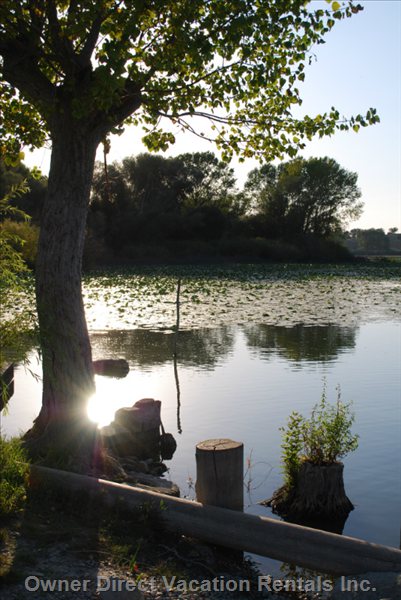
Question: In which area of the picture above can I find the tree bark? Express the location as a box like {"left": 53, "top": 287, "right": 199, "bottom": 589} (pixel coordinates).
{"left": 28, "top": 121, "right": 101, "bottom": 453}
{"left": 264, "top": 461, "right": 354, "bottom": 533}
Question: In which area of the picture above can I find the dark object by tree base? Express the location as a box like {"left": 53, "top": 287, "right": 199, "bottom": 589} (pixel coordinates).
{"left": 93, "top": 359, "right": 129, "bottom": 378}
{"left": 263, "top": 461, "right": 354, "bottom": 527}
{"left": 0, "top": 363, "right": 14, "bottom": 410}
{"left": 160, "top": 432, "right": 177, "bottom": 460}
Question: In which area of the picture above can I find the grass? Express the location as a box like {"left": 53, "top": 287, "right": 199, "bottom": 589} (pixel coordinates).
{"left": 0, "top": 437, "right": 29, "bottom": 517}
{"left": 0, "top": 464, "right": 259, "bottom": 594}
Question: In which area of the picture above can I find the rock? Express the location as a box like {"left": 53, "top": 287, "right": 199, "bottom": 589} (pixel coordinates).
{"left": 149, "top": 462, "right": 168, "bottom": 476}
{"left": 93, "top": 359, "right": 129, "bottom": 378}
{"left": 124, "top": 471, "right": 180, "bottom": 497}
{"left": 120, "top": 457, "right": 150, "bottom": 473}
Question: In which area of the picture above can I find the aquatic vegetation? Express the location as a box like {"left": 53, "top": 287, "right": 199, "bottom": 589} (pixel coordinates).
{"left": 10, "top": 263, "right": 401, "bottom": 333}
{"left": 81, "top": 264, "right": 401, "bottom": 331}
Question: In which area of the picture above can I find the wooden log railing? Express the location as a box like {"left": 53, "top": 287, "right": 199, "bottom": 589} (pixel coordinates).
{"left": 29, "top": 464, "right": 401, "bottom": 576}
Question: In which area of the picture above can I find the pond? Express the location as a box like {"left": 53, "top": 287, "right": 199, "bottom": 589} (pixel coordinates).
{"left": 2, "top": 264, "right": 401, "bottom": 574}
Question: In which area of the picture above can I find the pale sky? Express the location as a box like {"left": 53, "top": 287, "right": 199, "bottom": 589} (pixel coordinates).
{"left": 24, "top": 0, "right": 401, "bottom": 232}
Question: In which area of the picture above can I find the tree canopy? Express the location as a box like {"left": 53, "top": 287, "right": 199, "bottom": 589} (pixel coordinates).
{"left": 0, "top": 0, "right": 380, "bottom": 459}
{"left": 1, "top": 0, "right": 378, "bottom": 164}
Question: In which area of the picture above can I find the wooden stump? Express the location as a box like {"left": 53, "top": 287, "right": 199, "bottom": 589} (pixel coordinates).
{"left": 196, "top": 439, "right": 244, "bottom": 563}
{"left": 266, "top": 461, "right": 354, "bottom": 526}
{"left": 105, "top": 399, "right": 162, "bottom": 458}
{"left": 195, "top": 439, "right": 243, "bottom": 511}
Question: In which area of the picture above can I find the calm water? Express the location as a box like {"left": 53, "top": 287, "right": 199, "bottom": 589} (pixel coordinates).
{"left": 2, "top": 267, "right": 401, "bottom": 573}
{"left": 2, "top": 322, "right": 400, "bottom": 571}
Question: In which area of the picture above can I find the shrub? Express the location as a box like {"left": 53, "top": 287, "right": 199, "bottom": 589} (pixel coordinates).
{"left": 280, "top": 386, "right": 359, "bottom": 487}
{"left": 0, "top": 219, "right": 39, "bottom": 268}
{"left": 0, "top": 437, "right": 29, "bottom": 516}
{"left": 0, "top": 181, "right": 38, "bottom": 366}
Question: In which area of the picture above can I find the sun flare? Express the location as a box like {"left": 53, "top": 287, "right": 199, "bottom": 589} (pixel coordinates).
{"left": 87, "top": 372, "right": 161, "bottom": 427}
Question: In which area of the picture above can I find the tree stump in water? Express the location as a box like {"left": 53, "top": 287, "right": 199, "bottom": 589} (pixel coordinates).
{"left": 266, "top": 461, "right": 354, "bottom": 524}
{"left": 195, "top": 439, "right": 243, "bottom": 511}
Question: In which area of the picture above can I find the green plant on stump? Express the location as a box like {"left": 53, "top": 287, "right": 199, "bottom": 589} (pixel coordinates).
{"left": 265, "top": 386, "right": 359, "bottom": 525}
{"left": 280, "top": 411, "right": 304, "bottom": 489}
{"left": 281, "top": 386, "right": 359, "bottom": 485}
{"left": 0, "top": 437, "right": 29, "bottom": 516}
{"left": 301, "top": 386, "right": 359, "bottom": 466}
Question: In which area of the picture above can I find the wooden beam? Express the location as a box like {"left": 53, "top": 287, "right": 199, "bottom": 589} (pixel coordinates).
{"left": 29, "top": 464, "right": 401, "bottom": 575}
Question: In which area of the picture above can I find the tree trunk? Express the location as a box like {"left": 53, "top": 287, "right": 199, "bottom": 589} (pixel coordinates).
{"left": 27, "top": 123, "right": 101, "bottom": 461}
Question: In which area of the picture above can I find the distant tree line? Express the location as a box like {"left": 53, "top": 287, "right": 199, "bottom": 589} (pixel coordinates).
{"left": 345, "top": 228, "right": 401, "bottom": 255}
{"left": 2, "top": 152, "right": 390, "bottom": 266}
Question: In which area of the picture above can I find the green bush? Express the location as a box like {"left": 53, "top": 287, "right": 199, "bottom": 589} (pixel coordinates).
{"left": 0, "top": 437, "right": 29, "bottom": 516}
{"left": 0, "top": 219, "right": 39, "bottom": 268}
{"left": 0, "top": 181, "right": 38, "bottom": 366}
{"left": 280, "top": 386, "right": 359, "bottom": 487}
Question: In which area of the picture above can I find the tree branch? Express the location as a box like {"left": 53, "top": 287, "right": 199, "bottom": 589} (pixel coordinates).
{"left": 150, "top": 59, "right": 245, "bottom": 96}
{"left": 155, "top": 108, "right": 257, "bottom": 128}
{"left": 28, "top": 0, "right": 46, "bottom": 45}
{"left": 77, "top": 15, "right": 103, "bottom": 67}
{"left": 1, "top": 39, "right": 56, "bottom": 110}
{"left": 45, "top": 0, "right": 79, "bottom": 75}
{"left": 100, "top": 80, "right": 142, "bottom": 132}
{"left": 67, "top": 0, "right": 79, "bottom": 23}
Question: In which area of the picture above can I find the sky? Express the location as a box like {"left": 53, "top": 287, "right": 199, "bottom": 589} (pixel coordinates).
{"left": 24, "top": 0, "right": 401, "bottom": 232}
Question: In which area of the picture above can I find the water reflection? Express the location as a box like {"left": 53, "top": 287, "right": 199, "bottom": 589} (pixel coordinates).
{"left": 90, "top": 327, "right": 236, "bottom": 370}
{"left": 243, "top": 324, "right": 357, "bottom": 364}
{"left": 91, "top": 324, "right": 357, "bottom": 372}
{"left": 173, "top": 355, "right": 182, "bottom": 434}
{"left": 88, "top": 324, "right": 358, "bottom": 432}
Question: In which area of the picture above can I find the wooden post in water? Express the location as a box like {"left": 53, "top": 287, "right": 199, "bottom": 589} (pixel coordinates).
{"left": 195, "top": 439, "right": 244, "bottom": 511}
{"left": 196, "top": 438, "right": 244, "bottom": 561}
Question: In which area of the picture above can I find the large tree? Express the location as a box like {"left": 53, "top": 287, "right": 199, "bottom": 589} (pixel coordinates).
{"left": 246, "top": 156, "right": 363, "bottom": 237}
{"left": 0, "top": 1, "right": 379, "bottom": 460}
{"left": 90, "top": 152, "right": 243, "bottom": 252}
